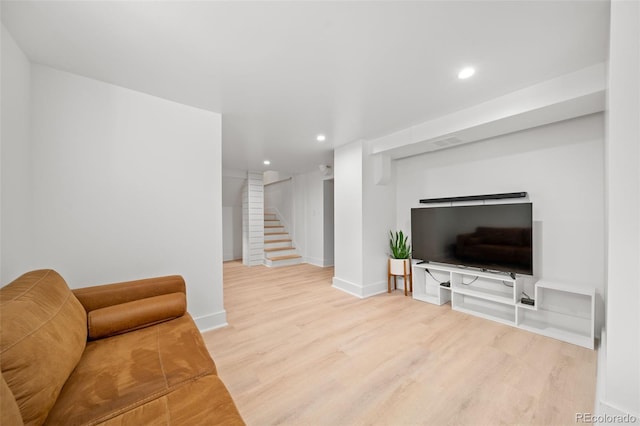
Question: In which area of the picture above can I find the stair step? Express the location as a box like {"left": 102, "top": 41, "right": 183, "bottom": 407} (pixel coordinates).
{"left": 265, "top": 247, "right": 297, "bottom": 258}
{"left": 265, "top": 233, "right": 289, "bottom": 242}
{"left": 264, "top": 246, "right": 294, "bottom": 252}
{"left": 264, "top": 254, "right": 304, "bottom": 267}
{"left": 265, "top": 225, "right": 284, "bottom": 229}
{"left": 269, "top": 254, "right": 302, "bottom": 261}
{"left": 265, "top": 239, "right": 291, "bottom": 243}
{"left": 264, "top": 240, "right": 293, "bottom": 249}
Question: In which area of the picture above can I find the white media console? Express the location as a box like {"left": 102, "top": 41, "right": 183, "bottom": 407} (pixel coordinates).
{"left": 412, "top": 262, "right": 595, "bottom": 349}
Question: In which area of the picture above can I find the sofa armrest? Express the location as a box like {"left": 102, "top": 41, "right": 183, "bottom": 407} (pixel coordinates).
{"left": 456, "top": 233, "right": 475, "bottom": 247}
{"left": 88, "top": 292, "right": 186, "bottom": 340}
{"left": 72, "top": 275, "right": 186, "bottom": 312}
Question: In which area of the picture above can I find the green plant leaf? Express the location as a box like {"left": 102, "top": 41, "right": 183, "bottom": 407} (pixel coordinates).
{"left": 389, "top": 229, "right": 411, "bottom": 259}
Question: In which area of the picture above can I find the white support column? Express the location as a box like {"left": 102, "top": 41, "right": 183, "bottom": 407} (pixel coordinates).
{"left": 601, "top": 0, "right": 640, "bottom": 418}
{"left": 242, "top": 171, "right": 264, "bottom": 266}
{"left": 332, "top": 140, "right": 396, "bottom": 297}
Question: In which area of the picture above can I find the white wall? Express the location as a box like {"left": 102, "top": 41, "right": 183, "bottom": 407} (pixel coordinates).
{"left": 362, "top": 147, "right": 396, "bottom": 287}
{"left": 323, "top": 179, "right": 335, "bottom": 266}
{"left": 222, "top": 173, "right": 245, "bottom": 261}
{"left": 264, "top": 178, "right": 294, "bottom": 237}
{"left": 292, "top": 176, "right": 306, "bottom": 259}
{"left": 263, "top": 170, "right": 291, "bottom": 185}
{"left": 602, "top": 0, "right": 640, "bottom": 417}
{"left": 396, "top": 114, "right": 606, "bottom": 330}
{"left": 333, "top": 140, "right": 397, "bottom": 296}
{"left": 333, "top": 141, "right": 364, "bottom": 292}
{"left": 265, "top": 170, "right": 333, "bottom": 267}
{"left": 222, "top": 206, "right": 242, "bottom": 261}
{"left": 29, "top": 64, "right": 225, "bottom": 331}
{"left": 1, "top": 25, "right": 34, "bottom": 283}
{"left": 298, "top": 170, "right": 326, "bottom": 267}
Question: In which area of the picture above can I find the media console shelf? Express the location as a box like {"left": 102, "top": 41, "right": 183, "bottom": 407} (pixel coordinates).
{"left": 412, "top": 263, "right": 595, "bottom": 349}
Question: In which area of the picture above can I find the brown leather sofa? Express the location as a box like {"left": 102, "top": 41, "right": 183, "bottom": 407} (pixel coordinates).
{"left": 0, "top": 269, "right": 244, "bottom": 425}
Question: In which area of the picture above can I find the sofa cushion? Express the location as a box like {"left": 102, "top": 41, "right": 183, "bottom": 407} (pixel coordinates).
{"left": 1, "top": 372, "right": 23, "bottom": 426}
{"left": 476, "top": 227, "right": 526, "bottom": 246}
{"left": 96, "top": 375, "right": 244, "bottom": 426}
{"left": 87, "top": 292, "right": 187, "bottom": 340}
{"left": 0, "top": 269, "right": 87, "bottom": 426}
{"left": 73, "top": 275, "right": 186, "bottom": 312}
{"left": 44, "top": 314, "right": 217, "bottom": 425}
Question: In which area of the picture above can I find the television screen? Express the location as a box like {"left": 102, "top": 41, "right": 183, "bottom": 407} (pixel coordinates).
{"left": 411, "top": 203, "right": 533, "bottom": 275}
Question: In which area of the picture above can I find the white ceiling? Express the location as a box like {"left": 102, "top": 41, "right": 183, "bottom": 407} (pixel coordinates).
{"left": 1, "top": 1, "right": 610, "bottom": 175}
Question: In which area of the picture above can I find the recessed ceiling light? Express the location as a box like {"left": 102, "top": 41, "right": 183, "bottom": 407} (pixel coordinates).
{"left": 316, "top": 134, "right": 326, "bottom": 142}
{"left": 263, "top": 160, "right": 270, "bottom": 165}
{"left": 458, "top": 67, "right": 475, "bottom": 79}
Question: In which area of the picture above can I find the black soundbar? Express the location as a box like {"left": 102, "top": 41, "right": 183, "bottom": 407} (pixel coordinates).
{"left": 419, "top": 192, "right": 527, "bottom": 204}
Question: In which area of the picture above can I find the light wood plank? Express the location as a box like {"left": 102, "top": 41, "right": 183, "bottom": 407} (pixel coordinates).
{"left": 268, "top": 254, "right": 302, "bottom": 261}
{"left": 204, "top": 261, "right": 597, "bottom": 426}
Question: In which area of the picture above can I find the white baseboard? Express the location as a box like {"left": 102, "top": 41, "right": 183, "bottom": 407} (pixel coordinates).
{"left": 332, "top": 277, "right": 387, "bottom": 298}
{"left": 322, "top": 257, "right": 335, "bottom": 267}
{"left": 223, "top": 256, "right": 242, "bottom": 262}
{"left": 594, "top": 328, "right": 640, "bottom": 422}
{"left": 304, "top": 256, "right": 334, "bottom": 268}
{"left": 304, "top": 256, "right": 324, "bottom": 267}
{"left": 362, "top": 280, "right": 388, "bottom": 297}
{"left": 194, "top": 310, "right": 228, "bottom": 332}
{"left": 595, "top": 401, "right": 639, "bottom": 424}
{"left": 595, "top": 327, "right": 607, "bottom": 416}
{"left": 332, "top": 277, "right": 364, "bottom": 298}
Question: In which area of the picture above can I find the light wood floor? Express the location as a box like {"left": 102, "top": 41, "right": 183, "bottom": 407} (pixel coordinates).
{"left": 203, "top": 261, "right": 597, "bottom": 426}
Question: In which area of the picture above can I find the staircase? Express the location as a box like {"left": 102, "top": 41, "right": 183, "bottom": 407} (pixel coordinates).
{"left": 263, "top": 212, "right": 303, "bottom": 267}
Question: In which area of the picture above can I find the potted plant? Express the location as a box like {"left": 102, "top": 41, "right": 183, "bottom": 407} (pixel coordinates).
{"left": 389, "top": 230, "right": 411, "bottom": 275}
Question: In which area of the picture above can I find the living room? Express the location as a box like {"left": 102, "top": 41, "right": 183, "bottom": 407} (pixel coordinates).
{"left": 1, "top": 1, "right": 638, "bottom": 425}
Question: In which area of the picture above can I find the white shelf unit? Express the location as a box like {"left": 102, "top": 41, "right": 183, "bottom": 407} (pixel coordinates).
{"left": 412, "top": 263, "right": 595, "bottom": 349}
{"left": 516, "top": 280, "right": 595, "bottom": 349}
{"left": 450, "top": 266, "right": 519, "bottom": 327}
{"left": 412, "top": 263, "right": 451, "bottom": 305}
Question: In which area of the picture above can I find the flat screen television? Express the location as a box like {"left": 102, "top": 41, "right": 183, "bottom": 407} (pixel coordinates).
{"left": 411, "top": 203, "right": 533, "bottom": 275}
